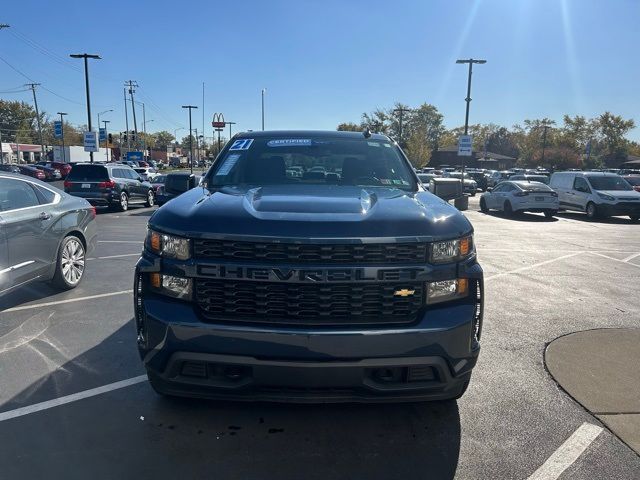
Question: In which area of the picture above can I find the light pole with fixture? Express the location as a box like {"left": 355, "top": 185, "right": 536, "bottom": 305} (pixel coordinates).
{"left": 70, "top": 53, "right": 101, "bottom": 162}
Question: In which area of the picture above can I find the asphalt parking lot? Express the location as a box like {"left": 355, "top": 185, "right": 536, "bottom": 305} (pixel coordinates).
{"left": 0, "top": 198, "right": 639, "bottom": 480}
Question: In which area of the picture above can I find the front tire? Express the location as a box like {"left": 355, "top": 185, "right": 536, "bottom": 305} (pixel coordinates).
{"left": 630, "top": 215, "right": 639, "bottom": 223}
{"left": 51, "top": 235, "right": 86, "bottom": 290}
{"left": 480, "top": 198, "right": 489, "bottom": 213}
{"left": 586, "top": 202, "right": 598, "bottom": 220}
{"left": 544, "top": 209, "right": 557, "bottom": 218}
{"left": 145, "top": 190, "right": 155, "bottom": 207}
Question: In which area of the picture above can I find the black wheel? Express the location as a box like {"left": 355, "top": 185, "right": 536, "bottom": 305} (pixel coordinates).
{"left": 544, "top": 210, "right": 557, "bottom": 218}
{"left": 586, "top": 202, "right": 598, "bottom": 220}
{"left": 145, "top": 189, "right": 155, "bottom": 207}
{"left": 480, "top": 198, "right": 489, "bottom": 213}
{"left": 119, "top": 192, "right": 129, "bottom": 212}
{"left": 51, "top": 235, "right": 86, "bottom": 290}
{"left": 504, "top": 201, "right": 513, "bottom": 216}
{"left": 630, "top": 215, "right": 639, "bottom": 223}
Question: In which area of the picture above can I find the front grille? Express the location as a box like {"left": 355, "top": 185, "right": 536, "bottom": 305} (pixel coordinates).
{"left": 196, "top": 279, "right": 424, "bottom": 326}
{"left": 614, "top": 202, "right": 640, "bottom": 209}
{"left": 193, "top": 240, "right": 427, "bottom": 264}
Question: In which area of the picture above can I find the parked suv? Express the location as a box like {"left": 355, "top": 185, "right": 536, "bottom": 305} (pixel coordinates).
{"left": 64, "top": 163, "right": 155, "bottom": 211}
{"left": 135, "top": 130, "right": 484, "bottom": 403}
{"left": 550, "top": 171, "right": 640, "bottom": 221}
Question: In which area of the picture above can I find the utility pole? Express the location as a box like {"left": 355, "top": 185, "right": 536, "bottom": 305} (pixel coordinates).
{"left": 194, "top": 128, "right": 200, "bottom": 165}
{"left": 456, "top": 58, "right": 486, "bottom": 176}
{"left": 57, "top": 112, "right": 67, "bottom": 163}
{"left": 392, "top": 106, "right": 411, "bottom": 147}
{"left": 0, "top": 24, "right": 8, "bottom": 162}
{"left": 25, "top": 83, "right": 45, "bottom": 160}
{"left": 182, "top": 105, "right": 198, "bottom": 174}
{"left": 261, "top": 88, "right": 266, "bottom": 131}
{"left": 123, "top": 88, "right": 130, "bottom": 152}
{"left": 125, "top": 80, "right": 139, "bottom": 149}
{"left": 70, "top": 53, "right": 101, "bottom": 162}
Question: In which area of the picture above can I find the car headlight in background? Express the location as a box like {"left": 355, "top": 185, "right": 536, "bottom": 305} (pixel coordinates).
{"left": 597, "top": 192, "right": 615, "bottom": 201}
{"left": 426, "top": 278, "right": 469, "bottom": 304}
{"left": 149, "top": 273, "right": 192, "bottom": 300}
{"left": 430, "top": 235, "right": 474, "bottom": 264}
{"left": 146, "top": 229, "right": 191, "bottom": 260}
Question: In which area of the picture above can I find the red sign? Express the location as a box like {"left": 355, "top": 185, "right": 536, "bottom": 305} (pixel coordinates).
{"left": 211, "top": 121, "right": 226, "bottom": 128}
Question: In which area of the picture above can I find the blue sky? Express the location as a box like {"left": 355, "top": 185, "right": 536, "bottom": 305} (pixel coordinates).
{"left": 1, "top": 0, "right": 639, "bottom": 140}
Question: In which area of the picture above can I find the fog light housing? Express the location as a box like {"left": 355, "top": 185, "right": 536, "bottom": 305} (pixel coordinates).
{"left": 426, "top": 279, "right": 469, "bottom": 304}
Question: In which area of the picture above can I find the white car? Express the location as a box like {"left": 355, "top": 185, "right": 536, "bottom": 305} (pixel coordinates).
{"left": 133, "top": 167, "right": 157, "bottom": 182}
{"left": 549, "top": 171, "right": 640, "bottom": 222}
{"left": 480, "top": 180, "right": 559, "bottom": 218}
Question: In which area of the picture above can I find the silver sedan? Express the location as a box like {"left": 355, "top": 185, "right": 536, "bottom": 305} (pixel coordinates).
{"left": 0, "top": 172, "right": 97, "bottom": 296}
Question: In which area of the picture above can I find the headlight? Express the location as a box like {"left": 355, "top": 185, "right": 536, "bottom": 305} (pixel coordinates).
{"left": 430, "top": 235, "right": 474, "bottom": 264}
{"left": 597, "top": 192, "right": 615, "bottom": 201}
{"left": 426, "top": 278, "right": 469, "bottom": 304}
{"left": 146, "top": 229, "right": 191, "bottom": 260}
{"left": 149, "top": 273, "right": 192, "bottom": 300}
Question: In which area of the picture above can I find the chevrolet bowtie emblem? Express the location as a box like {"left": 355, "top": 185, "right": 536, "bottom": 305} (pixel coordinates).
{"left": 394, "top": 288, "right": 416, "bottom": 297}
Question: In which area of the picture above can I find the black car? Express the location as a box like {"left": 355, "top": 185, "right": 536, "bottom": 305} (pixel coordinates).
{"left": 0, "top": 172, "right": 97, "bottom": 296}
{"left": 467, "top": 171, "right": 488, "bottom": 191}
{"left": 64, "top": 163, "right": 155, "bottom": 211}
{"left": 135, "top": 131, "right": 483, "bottom": 403}
{"left": 155, "top": 172, "right": 201, "bottom": 206}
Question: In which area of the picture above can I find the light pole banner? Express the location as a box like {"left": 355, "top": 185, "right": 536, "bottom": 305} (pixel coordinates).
{"left": 83, "top": 131, "right": 99, "bottom": 152}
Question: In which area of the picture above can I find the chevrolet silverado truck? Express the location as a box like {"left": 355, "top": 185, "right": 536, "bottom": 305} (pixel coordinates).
{"left": 134, "top": 130, "right": 483, "bottom": 402}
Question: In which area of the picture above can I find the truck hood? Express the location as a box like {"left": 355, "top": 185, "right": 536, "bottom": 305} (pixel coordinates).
{"left": 149, "top": 185, "right": 473, "bottom": 240}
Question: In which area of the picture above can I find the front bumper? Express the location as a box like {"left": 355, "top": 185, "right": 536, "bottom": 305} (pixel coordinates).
{"left": 134, "top": 261, "right": 483, "bottom": 403}
{"left": 598, "top": 202, "right": 640, "bottom": 217}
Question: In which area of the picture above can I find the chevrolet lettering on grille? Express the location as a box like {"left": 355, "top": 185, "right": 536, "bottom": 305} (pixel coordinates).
{"left": 197, "top": 265, "right": 429, "bottom": 283}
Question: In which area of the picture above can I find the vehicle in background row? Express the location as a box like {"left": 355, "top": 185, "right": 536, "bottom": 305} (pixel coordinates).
{"left": 18, "top": 165, "right": 46, "bottom": 181}
{"left": 150, "top": 174, "right": 167, "bottom": 194}
{"left": 480, "top": 180, "right": 559, "bottom": 218}
{"left": 417, "top": 173, "right": 437, "bottom": 190}
{"left": 466, "top": 171, "right": 488, "bottom": 191}
{"left": 509, "top": 174, "right": 550, "bottom": 185}
{"left": 0, "top": 172, "right": 97, "bottom": 296}
{"left": 0, "top": 164, "right": 21, "bottom": 174}
{"left": 135, "top": 130, "right": 483, "bottom": 403}
{"left": 155, "top": 172, "right": 201, "bottom": 206}
{"left": 37, "top": 161, "right": 73, "bottom": 178}
{"left": 486, "top": 170, "right": 511, "bottom": 188}
{"left": 550, "top": 172, "right": 640, "bottom": 222}
{"left": 64, "top": 163, "right": 155, "bottom": 211}
{"left": 446, "top": 172, "right": 477, "bottom": 196}
{"left": 622, "top": 175, "right": 640, "bottom": 193}
{"left": 133, "top": 167, "right": 157, "bottom": 182}
{"left": 33, "top": 164, "right": 62, "bottom": 181}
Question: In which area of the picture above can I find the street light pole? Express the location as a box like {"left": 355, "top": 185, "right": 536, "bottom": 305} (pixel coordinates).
{"left": 57, "top": 112, "right": 67, "bottom": 163}
{"left": 70, "top": 53, "right": 101, "bottom": 163}
{"left": 456, "top": 58, "right": 486, "bottom": 176}
{"left": 182, "top": 105, "right": 198, "bottom": 174}
{"left": 226, "top": 121, "right": 237, "bottom": 140}
{"left": 0, "top": 25, "right": 8, "bottom": 163}
{"left": 102, "top": 120, "right": 110, "bottom": 162}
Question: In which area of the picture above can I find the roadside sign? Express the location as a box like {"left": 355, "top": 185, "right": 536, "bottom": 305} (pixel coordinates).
{"left": 127, "top": 151, "right": 143, "bottom": 162}
{"left": 54, "top": 121, "right": 63, "bottom": 139}
{"left": 99, "top": 128, "right": 106, "bottom": 142}
{"left": 458, "top": 135, "right": 473, "bottom": 156}
{"left": 83, "top": 131, "right": 99, "bottom": 152}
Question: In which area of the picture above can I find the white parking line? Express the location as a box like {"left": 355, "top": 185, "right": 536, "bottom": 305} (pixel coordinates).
{"left": 527, "top": 422, "right": 603, "bottom": 480}
{"left": 484, "top": 252, "right": 583, "bottom": 281}
{"left": 590, "top": 251, "right": 640, "bottom": 269}
{"left": 2, "top": 290, "right": 132, "bottom": 313}
{"left": 621, "top": 252, "right": 640, "bottom": 263}
{"left": 0, "top": 375, "right": 148, "bottom": 423}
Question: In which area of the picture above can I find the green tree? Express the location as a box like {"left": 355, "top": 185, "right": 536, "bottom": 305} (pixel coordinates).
{"left": 595, "top": 112, "right": 635, "bottom": 164}
{"left": 154, "top": 130, "right": 175, "bottom": 149}
{"left": 0, "top": 100, "right": 41, "bottom": 143}
{"left": 336, "top": 122, "right": 361, "bottom": 131}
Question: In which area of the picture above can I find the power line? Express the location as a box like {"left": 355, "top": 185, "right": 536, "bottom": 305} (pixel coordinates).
{"left": 8, "top": 30, "right": 83, "bottom": 73}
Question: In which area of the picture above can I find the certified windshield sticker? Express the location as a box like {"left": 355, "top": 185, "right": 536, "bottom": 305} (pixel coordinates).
{"left": 267, "top": 139, "right": 312, "bottom": 147}
{"left": 380, "top": 179, "right": 391, "bottom": 185}
{"left": 216, "top": 153, "right": 241, "bottom": 176}
{"left": 367, "top": 141, "right": 380, "bottom": 147}
{"left": 229, "top": 139, "right": 253, "bottom": 151}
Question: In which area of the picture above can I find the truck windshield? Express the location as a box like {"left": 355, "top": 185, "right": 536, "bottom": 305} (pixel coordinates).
{"left": 587, "top": 176, "right": 633, "bottom": 191}
{"left": 206, "top": 136, "right": 416, "bottom": 191}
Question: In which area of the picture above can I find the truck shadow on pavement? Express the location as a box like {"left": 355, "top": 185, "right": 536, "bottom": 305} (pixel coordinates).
{"left": 0, "top": 321, "right": 462, "bottom": 480}
{"left": 555, "top": 212, "right": 636, "bottom": 224}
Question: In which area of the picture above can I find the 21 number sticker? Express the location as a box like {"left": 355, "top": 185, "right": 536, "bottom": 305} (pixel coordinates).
{"left": 229, "top": 139, "right": 253, "bottom": 151}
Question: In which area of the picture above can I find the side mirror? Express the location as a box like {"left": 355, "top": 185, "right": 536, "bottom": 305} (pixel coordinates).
{"left": 486, "top": 187, "right": 493, "bottom": 192}
{"left": 137, "top": 176, "right": 143, "bottom": 182}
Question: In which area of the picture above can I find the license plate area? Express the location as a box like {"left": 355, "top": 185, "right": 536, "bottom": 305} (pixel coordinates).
{"left": 535, "top": 196, "right": 544, "bottom": 201}
{"left": 82, "top": 183, "right": 91, "bottom": 188}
